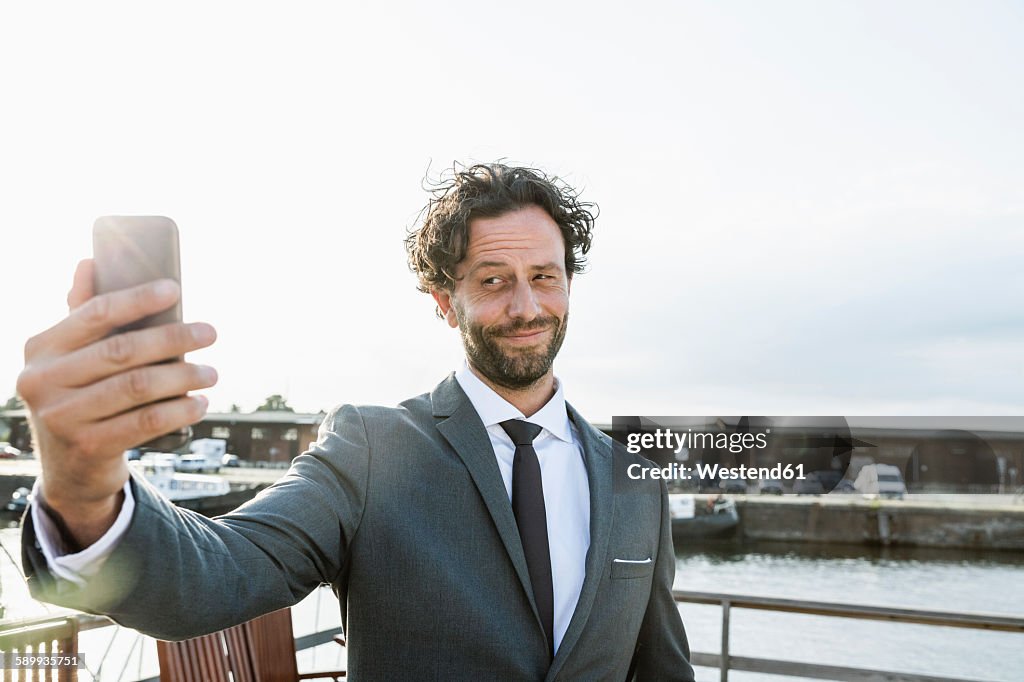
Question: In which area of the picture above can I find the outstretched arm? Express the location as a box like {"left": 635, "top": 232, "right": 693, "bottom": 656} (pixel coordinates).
{"left": 22, "top": 404, "right": 370, "bottom": 641}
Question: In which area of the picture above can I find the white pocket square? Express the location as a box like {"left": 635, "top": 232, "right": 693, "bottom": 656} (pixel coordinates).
{"left": 613, "top": 557, "right": 652, "bottom": 564}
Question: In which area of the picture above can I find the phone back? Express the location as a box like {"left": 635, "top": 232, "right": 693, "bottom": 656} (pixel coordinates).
{"left": 93, "top": 215, "right": 182, "bottom": 334}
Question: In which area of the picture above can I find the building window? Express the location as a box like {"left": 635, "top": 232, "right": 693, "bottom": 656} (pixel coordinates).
{"left": 283, "top": 428, "right": 298, "bottom": 441}
{"left": 212, "top": 426, "right": 231, "bottom": 439}
{"left": 251, "top": 428, "right": 266, "bottom": 440}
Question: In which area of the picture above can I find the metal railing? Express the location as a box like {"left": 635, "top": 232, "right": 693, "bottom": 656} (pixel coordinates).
{"left": 5, "top": 593, "right": 1023, "bottom": 682}
{"left": 675, "top": 590, "right": 1024, "bottom": 682}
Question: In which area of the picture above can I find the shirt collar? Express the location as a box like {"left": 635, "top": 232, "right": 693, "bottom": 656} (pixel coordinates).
{"left": 455, "top": 360, "right": 574, "bottom": 443}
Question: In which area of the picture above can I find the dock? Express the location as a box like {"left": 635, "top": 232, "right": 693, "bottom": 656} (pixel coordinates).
{"left": 722, "top": 493, "right": 1024, "bottom": 551}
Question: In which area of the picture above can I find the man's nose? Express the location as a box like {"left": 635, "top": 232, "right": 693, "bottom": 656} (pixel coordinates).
{"left": 507, "top": 280, "right": 542, "bottom": 320}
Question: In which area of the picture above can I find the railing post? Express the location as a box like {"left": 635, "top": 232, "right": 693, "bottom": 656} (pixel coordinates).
{"left": 720, "top": 599, "right": 731, "bottom": 682}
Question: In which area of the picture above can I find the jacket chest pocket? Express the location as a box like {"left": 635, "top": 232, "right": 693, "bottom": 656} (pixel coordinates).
{"left": 610, "top": 557, "right": 653, "bottom": 580}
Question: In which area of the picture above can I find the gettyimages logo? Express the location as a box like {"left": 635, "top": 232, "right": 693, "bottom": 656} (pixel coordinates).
{"left": 609, "top": 416, "right": 1023, "bottom": 495}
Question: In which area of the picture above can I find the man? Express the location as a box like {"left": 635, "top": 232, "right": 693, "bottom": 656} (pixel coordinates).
{"left": 18, "top": 163, "right": 695, "bottom": 680}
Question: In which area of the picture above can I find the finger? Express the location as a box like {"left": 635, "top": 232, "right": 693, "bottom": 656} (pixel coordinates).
{"left": 49, "top": 321, "right": 217, "bottom": 388}
{"left": 67, "top": 259, "right": 95, "bottom": 310}
{"left": 80, "top": 394, "right": 209, "bottom": 455}
{"left": 60, "top": 363, "right": 218, "bottom": 424}
{"left": 33, "top": 279, "right": 181, "bottom": 358}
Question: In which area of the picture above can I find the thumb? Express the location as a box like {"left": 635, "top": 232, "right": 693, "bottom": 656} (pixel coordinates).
{"left": 67, "top": 259, "right": 96, "bottom": 310}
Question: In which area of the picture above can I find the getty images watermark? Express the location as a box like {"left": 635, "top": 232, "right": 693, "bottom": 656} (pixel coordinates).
{"left": 611, "top": 416, "right": 1024, "bottom": 494}
{"left": 622, "top": 427, "right": 808, "bottom": 483}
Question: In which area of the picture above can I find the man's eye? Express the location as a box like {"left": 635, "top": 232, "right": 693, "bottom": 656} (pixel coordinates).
{"left": 482, "top": 277, "right": 501, "bottom": 285}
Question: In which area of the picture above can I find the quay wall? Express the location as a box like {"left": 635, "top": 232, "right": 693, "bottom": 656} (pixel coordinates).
{"left": 730, "top": 496, "right": 1024, "bottom": 551}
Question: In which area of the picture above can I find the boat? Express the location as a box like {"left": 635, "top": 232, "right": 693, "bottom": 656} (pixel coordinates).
{"left": 130, "top": 456, "right": 265, "bottom": 516}
{"left": 669, "top": 493, "right": 739, "bottom": 539}
{"left": 0, "top": 457, "right": 264, "bottom": 524}
{"left": 132, "top": 455, "right": 231, "bottom": 501}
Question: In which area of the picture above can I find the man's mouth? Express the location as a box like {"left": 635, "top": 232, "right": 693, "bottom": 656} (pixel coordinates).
{"left": 493, "top": 326, "right": 552, "bottom": 344}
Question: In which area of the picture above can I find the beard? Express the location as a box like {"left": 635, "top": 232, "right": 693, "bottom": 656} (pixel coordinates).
{"left": 456, "top": 307, "right": 569, "bottom": 391}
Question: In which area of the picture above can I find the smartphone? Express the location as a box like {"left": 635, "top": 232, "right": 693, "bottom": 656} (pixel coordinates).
{"left": 93, "top": 216, "right": 191, "bottom": 452}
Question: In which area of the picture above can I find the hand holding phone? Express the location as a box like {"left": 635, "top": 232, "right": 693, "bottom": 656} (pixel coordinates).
{"left": 93, "top": 216, "right": 191, "bottom": 451}
{"left": 15, "top": 216, "right": 218, "bottom": 546}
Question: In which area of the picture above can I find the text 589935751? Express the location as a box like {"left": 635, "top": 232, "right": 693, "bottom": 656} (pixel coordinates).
{"left": 0, "top": 653, "right": 84, "bottom": 669}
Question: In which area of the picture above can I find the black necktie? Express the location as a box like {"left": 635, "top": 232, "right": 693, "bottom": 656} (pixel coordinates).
{"left": 500, "top": 419, "right": 554, "bottom": 658}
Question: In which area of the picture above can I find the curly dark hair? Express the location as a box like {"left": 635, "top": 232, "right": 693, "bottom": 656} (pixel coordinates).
{"left": 405, "top": 163, "right": 597, "bottom": 305}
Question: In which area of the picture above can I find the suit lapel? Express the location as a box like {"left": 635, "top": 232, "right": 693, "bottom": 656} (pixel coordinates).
{"left": 546, "top": 404, "right": 613, "bottom": 681}
{"left": 431, "top": 375, "right": 544, "bottom": 632}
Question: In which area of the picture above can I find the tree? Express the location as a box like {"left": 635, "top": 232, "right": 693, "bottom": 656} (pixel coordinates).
{"left": 256, "top": 394, "right": 294, "bottom": 412}
{"left": 3, "top": 395, "right": 24, "bottom": 411}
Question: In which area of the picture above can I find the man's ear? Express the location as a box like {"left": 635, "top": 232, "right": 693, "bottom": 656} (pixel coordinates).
{"left": 431, "top": 289, "right": 459, "bottom": 329}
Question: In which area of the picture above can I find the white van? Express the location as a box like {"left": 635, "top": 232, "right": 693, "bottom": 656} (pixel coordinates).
{"left": 854, "top": 463, "right": 907, "bottom": 499}
{"left": 188, "top": 438, "right": 227, "bottom": 473}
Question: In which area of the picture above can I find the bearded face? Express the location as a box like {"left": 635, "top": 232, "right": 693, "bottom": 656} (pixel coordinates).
{"left": 455, "top": 303, "right": 568, "bottom": 390}
{"left": 432, "top": 205, "right": 572, "bottom": 393}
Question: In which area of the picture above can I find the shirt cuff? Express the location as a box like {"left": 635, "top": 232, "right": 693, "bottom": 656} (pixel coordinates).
{"left": 30, "top": 478, "right": 135, "bottom": 587}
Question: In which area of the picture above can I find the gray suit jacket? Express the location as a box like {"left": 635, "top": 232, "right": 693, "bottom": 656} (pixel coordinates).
{"left": 23, "top": 374, "right": 695, "bottom": 681}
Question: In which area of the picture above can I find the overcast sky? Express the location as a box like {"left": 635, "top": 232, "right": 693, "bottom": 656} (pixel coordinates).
{"left": 2, "top": 1, "right": 1022, "bottom": 422}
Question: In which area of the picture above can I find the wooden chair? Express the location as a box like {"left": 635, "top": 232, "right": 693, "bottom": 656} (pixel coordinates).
{"left": 157, "top": 608, "right": 345, "bottom": 682}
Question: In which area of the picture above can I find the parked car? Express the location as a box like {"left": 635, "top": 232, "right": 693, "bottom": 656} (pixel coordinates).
{"left": 221, "top": 453, "right": 241, "bottom": 468}
{"left": 794, "top": 472, "right": 825, "bottom": 495}
{"left": 814, "top": 469, "right": 843, "bottom": 492}
{"left": 855, "top": 463, "right": 907, "bottom": 499}
{"left": 0, "top": 443, "right": 21, "bottom": 459}
{"left": 759, "top": 478, "right": 784, "bottom": 495}
{"left": 832, "top": 479, "right": 857, "bottom": 493}
{"left": 719, "top": 479, "right": 748, "bottom": 494}
{"left": 5, "top": 486, "right": 31, "bottom": 512}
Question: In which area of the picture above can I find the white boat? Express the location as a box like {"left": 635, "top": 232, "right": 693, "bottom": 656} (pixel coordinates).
{"left": 130, "top": 456, "right": 230, "bottom": 502}
{"left": 669, "top": 493, "right": 740, "bottom": 539}
{"left": 668, "top": 493, "right": 697, "bottom": 520}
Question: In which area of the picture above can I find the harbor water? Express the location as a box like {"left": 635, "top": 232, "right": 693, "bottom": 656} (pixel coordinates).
{"left": 674, "top": 540, "right": 1024, "bottom": 681}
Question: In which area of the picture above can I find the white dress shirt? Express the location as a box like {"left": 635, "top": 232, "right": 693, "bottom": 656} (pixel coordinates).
{"left": 454, "top": 363, "right": 590, "bottom": 654}
{"left": 30, "top": 477, "right": 133, "bottom": 587}
{"left": 33, "top": 364, "right": 592, "bottom": 653}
